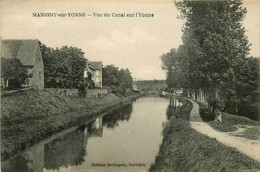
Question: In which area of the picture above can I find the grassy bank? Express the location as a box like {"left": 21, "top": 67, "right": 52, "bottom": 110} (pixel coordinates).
{"left": 198, "top": 101, "right": 260, "bottom": 134}
{"left": 150, "top": 98, "right": 260, "bottom": 172}
{"left": 1, "top": 90, "right": 141, "bottom": 160}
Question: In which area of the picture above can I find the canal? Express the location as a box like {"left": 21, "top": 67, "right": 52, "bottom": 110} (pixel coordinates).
{"left": 2, "top": 96, "right": 183, "bottom": 172}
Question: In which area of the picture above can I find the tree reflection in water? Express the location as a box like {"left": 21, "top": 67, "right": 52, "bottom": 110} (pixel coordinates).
{"left": 166, "top": 97, "right": 183, "bottom": 120}
{"left": 2, "top": 139, "right": 44, "bottom": 172}
{"left": 2, "top": 103, "right": 134, "bottom": 172}
{"left": 44, "top": 103, "right": 133, "bottom": 170}
{"left": 44, "top": 126, "right": 86, "bottom": 170}
{"left": 2, "top": 155, "right": 34, "bottom": 172}
{"left": 102, "top": 103, "right": 133, "bottom": 128}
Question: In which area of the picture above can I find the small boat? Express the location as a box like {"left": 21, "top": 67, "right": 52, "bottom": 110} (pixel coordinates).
{"left": 159, "top": 91, "right": 168, "bottom": 97}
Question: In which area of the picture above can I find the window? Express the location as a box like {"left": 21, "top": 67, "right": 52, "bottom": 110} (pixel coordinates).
{"left": 39, "top": 71, "right": 41, "bottom": 79}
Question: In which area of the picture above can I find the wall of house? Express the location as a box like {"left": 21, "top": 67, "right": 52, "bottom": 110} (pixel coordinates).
{"left": 93, "top": 69, "right": 102, "bottom": 88}
{"left": 32, "top": 45, "right": 44, "bottom": 90}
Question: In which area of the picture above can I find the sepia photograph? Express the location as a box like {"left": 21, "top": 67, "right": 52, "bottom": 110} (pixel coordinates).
{"left": 0, "top": 0, "right": 260, "bottom": 171}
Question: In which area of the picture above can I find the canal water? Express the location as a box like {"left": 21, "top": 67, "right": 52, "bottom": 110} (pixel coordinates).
{"left": 2, "top": 96, "right": 183, "bottom": 172}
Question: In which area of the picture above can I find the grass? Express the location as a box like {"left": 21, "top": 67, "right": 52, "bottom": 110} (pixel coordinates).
{"left": 197, "top": 101, "right": 260, "bottom": 133}
{"left": 220, "top": 112, "right": 260, "bottom": 126}
{"left": 234, "top": 127, "right": 260, "bottom": 140}
{"left": 1, "top": 90, "right": 141, "bottom": 160}
{"left": 150, "top": 118, "right": 260, "bottom": 172}
{"left": 150, "top": 98, "right": 260, "bottom": 172}
{"left": 208, "top": 121, "right": 238, "bottom": 132}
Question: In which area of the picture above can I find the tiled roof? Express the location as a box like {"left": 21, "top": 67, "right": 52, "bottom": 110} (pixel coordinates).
{"left": 88, "top": 61, "right": 102, "bottom": 70}
{"left": 1, "top": 39, "right": 39, "bottom": 66}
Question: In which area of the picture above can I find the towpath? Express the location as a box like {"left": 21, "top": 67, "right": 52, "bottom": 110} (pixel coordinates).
{"left": 187, "top": 98, "right": 260, "bottom": 163}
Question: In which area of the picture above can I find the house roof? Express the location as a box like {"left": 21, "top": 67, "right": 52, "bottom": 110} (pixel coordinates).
{"left": 1, "top": 39, "right": 39, "bottom": 66}
{"left": 88, "top": 61, "right": 102, "bottom": 70}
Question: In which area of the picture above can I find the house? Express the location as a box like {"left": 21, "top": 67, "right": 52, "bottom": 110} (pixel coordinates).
{"left": 1, "top": 39, "right": 44, "bottom": 90}
{"left": 132, "top": 83, "right": 138, "bottom": 91}
{"left": 84, "top": 61, "right": 102, "bottom": 88}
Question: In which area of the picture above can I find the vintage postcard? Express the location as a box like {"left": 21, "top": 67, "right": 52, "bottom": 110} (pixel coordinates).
{"left": 0, "top": 0, "right": 260, "bottom": 172}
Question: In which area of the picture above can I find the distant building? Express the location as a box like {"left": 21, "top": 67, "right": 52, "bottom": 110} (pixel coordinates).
{"left": 175, "top": 88, "right": 183, "bottom": 95}
{"left": 1, "top": 39, "right": 44, "bottom": 90}
{"left": 84, "top": 61, "right": 102, "bottom": 88}
{"left": 132, "top": 83, "right": 138, "bottom": 91}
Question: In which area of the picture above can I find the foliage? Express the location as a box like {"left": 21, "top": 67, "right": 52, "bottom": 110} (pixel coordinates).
{"left": 39, "top": 43, "right": 87, "bottom": 90}
{"left": 161, "top": 0, "right": 258, "bottom": 120}
{"left": 85, "top": 71, "right": 95, "bottom": 89}
{"left": 135, "top": 80, "right": 166, "bottom": 91}
{"left": 44, "top": 128, "right": 86, "bottom": 170}
{"left": 102, "top": 65, "right": 133, "bottom": 90}
{"left": 102, "top": 104, "right": 133, "bottom": 128}
{"left": 150, "top": 119, "right": 260, "bottom": 171}
{"left": 1, "top": 58, "right": 28, "bottom": 89}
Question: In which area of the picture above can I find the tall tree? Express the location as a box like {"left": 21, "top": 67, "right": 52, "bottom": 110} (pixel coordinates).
{"left": 39, "top": 43, "right": 87, "bottom": 89}
{"left": 102, "top": 65, "right": 133, "bottom": 94}
{"left": 162, "top": 0, "right": 258, "bottom": 119}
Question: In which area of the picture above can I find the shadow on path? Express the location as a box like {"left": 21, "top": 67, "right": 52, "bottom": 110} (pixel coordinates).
{"left": 186, "top": 98, "right": 260, "bottom": 163}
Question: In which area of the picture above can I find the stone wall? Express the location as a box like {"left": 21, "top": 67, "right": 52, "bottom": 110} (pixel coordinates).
{"left": 45, "top": 88, "right": 108, "bottom": 98}
{"left": 45, "top": 88, "right": 79, "bottom": 96}
{"left": 86, "top": 89, "right": 108, "bottom": 98}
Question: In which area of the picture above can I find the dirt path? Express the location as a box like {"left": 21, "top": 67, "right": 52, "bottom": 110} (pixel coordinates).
{"left": 186, "top": 98, "right": 260, "bottom": 163}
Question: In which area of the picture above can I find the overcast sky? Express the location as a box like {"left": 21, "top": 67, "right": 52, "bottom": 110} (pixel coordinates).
{"left": 1, "top": 0, "right": 259, "bottom": 80}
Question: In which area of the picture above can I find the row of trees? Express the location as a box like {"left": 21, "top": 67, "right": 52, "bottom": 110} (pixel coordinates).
{"left": 161, "top": 0, "right": 259, "bottom": 120}
{"left": 102, "top": 65, "right": 133, "bottom": 96}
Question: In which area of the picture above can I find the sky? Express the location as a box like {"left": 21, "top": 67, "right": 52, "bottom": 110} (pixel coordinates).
{"left": 1, "top": 0, "right": 259, "bottom": 80}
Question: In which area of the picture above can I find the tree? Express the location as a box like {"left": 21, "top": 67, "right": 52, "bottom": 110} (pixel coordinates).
{"left": 102, "top": 65, "right": 133, "bottom": 96}
{"left": 118, "top": 68, "right": 133, "bottom": 89}
{"left": 102, "top": 65, "right": 120, "bottom": 86}
{"left": 39, "top": 43, "right": 87, "bottom": 89}
{"left": 161, "top": 0, "right": 258, "bottom": 119}
{"left": 85, "top": 71, "right": 95, "bottom": 89}
{"left": 1, "top": 58, "right": 28, "bottom": 89}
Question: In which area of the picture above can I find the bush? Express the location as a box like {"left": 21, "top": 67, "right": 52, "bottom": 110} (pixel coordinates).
{"left": 1, "top": 58, "right": 28, "bottom": 89}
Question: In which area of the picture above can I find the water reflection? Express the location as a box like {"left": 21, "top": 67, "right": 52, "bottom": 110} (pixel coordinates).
{"left": 102, "top": 104, "right": 133, "bottom": 128}
{"left": 88, "top": 117, "right": 103, "bottom": 137}
{"left": 166, "top": 97, "right": 183, "bottom": 120}
{"left": 44, "top": 126, "right": 86, "bottom": 170}
{"left": 2, "top": 142, "right": 44, "bottom": 172}
{"left": 1, "top": 103, "right": 133, "bottom": 172}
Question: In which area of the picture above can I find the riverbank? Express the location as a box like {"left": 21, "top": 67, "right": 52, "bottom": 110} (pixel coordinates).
{"left": 198, "top": 101, "right": 260, "bottom": 139}
{"left": 1, "top": 89, "right": 142, "bottom": 160}
{"left": 150, "top": 97, "right": 260, "bottom": 171}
